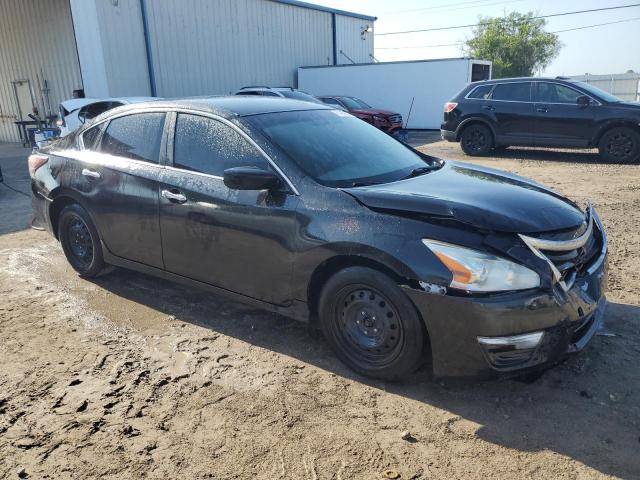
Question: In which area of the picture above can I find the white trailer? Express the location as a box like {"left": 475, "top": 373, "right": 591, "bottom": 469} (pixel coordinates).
{"left": 298, "top": 58, "right": 492, "bottom": 129}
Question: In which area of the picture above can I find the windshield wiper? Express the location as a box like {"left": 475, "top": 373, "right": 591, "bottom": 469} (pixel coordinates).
{"left": 401, "top": 165, "right": 440, "bottom": 180}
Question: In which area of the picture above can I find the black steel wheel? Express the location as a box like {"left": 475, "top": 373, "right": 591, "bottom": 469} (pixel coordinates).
{"left": 58, "top": 203, "right": 107, "bottom": 277}
{"left": 460, "top": 123, "right": 493, "bottom": 156}
{"left": 598, "top": 127, "right": 640, "bottom": 164}
{"left": 318, "top": 267, "right": 425, "bottom": 380}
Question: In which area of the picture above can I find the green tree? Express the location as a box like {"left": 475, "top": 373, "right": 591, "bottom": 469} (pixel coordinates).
{"left": 464, "top": 12, "right": 562, "bottom": 78}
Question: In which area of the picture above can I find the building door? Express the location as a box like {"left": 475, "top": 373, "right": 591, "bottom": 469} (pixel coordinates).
{"left": 12, "top": 80, "right": 35, "bottom": 120}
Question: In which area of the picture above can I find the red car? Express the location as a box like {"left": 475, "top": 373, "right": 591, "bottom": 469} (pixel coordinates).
{"left": 318, "top": 96, "right": 403, "bottom": 134}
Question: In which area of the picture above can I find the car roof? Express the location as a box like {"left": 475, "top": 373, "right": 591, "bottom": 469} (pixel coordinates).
{"left": 100, "top": 96, "right": 332, "bottom": 119}
{"left": 469, "top": 77, "right": 580, "bottom": 85}
{"left": 60, "top": 96, "right": 160, "bottom": 112}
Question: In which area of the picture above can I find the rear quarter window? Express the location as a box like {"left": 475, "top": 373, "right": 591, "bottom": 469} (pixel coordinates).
{"left": 100, "top": 113, "right": 166, "bottom": 163}
{"left": 467, "top": 84, "right": 493, "bottom": 99}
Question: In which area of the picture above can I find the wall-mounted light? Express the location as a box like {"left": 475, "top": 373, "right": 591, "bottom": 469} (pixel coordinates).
{"left": 361, "top": 25, "right": 373, "bottom": 40}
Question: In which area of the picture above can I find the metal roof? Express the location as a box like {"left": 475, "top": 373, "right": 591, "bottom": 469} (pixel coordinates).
{"left": 269, "top": 0, "right": 377, "bottom": 21}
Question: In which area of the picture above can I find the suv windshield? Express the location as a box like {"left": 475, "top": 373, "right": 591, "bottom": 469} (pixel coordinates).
{"left": 248, "top": 109, "right": 436, "bottom": 187}
{"left": 339, "top": 97, "right": 371, "bottom": 109}
{"left": 571, "top": 81, "right": 621, "bottom": 103}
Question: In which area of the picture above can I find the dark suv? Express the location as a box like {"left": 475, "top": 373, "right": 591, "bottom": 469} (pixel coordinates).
{"left": 441, "top": 77, "right": 640, "bottom": 163}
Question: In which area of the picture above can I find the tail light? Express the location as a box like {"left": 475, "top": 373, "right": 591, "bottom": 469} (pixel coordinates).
{"left": 28, "top": 154, "right": 49, "bottom": 177}
{"left": 444, "top": 102, "right": 458, "bottom": 113}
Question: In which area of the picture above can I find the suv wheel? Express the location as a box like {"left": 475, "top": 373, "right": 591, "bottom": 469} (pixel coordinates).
{"left": 318, "top": 267, "right": 425, "bottom": 381}
{"left": 598, "top": 127, "right": 640, "bottom": 164}
{"left": 460, "top": 123, "right": 493, "bottom": 156}
{"left": 58, "top": 203, "right": 107, "bottom": 278}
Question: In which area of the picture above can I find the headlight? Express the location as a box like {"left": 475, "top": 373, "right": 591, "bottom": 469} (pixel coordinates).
{"left": 422, "top": 239, "right": 540, "bottom": 292}
{"left": 373, "top": 115, "right": 387, "bottom": 122}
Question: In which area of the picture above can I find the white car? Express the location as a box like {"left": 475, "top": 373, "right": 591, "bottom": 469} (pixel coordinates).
{"left": 233, "top": 86, "right": 327, "bottom": 104}
{"left": 57, "top": 97, "right": 157, "bottom": 136}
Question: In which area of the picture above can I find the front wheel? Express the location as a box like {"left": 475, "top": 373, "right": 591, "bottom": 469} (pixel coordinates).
{"left": 318, "top": 267, "right": 425, "bottom": 381}
{"left": 598, "top": 127, "right": 640, "bottom": 164}
{"left": 460, "top": 123, "right": 493, "bottom": 156}
{"left": 58, "top": 203, "right": 107, "bottom": 278}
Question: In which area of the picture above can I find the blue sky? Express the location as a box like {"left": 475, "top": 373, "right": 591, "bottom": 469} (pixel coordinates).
{"left": 312, "top": 0, "right": 640, "bottom": 76}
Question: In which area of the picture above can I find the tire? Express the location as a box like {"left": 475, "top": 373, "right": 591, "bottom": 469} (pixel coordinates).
{"left": 58, "top": 203, "right": 107, "bottom": 278}
{"left": 318, "top": 267, "right": 425, "bottom": 381}
{"left": 460, "top": 123, "right": 493, "bottom": 156}
{"left": 598, "top": 127, "right": 640, "bottom": 164}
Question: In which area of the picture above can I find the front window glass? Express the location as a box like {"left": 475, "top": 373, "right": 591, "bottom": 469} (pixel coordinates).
{"left": 248, "top": 110, "right": 434, "bottom": 188}
{"left": 100, "top": 113, "right": 165, "bottom": 163}
{"left": 572, "top": 81, "right": 620, "bottom": 103}
{"left": 537, "top": 83, "right": 583, "bottom": 103}
{"left": 339, "top": 97, "right": 371, "bottom": 109}
{"left": 491, "top": 82, "right": 532, "bottom": 102}
{"left": 173, "top": 114, "right": 269, "bottom": 177}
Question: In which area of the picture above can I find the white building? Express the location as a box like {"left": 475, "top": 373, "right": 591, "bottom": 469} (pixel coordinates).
{"left": 0, "top": 0, "right": 376, "bottom": 142}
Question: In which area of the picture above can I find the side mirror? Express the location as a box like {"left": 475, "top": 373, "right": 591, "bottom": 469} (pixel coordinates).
{"left": 577, "top": 95, "right": 591, "bottom": 108}
{"left": 223, "top": 166, "right": 282, "bottom": 191}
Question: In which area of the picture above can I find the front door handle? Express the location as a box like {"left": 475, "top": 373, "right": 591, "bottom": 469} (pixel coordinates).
{"left": 161, "top": 189, "right": 187, "bottom": 203}
{"left": 482, "top": 105, "right": 495, "bottom": 111}
{"left": 536, "top": 107, "right": 549, "bottom": 113}
{"left": 82, "top": 168, "right": 101, "bottom": 179}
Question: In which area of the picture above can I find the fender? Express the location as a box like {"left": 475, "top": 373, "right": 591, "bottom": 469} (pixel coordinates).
{"left": 591, "top": 118, "right": 640, "bottom": 146}
{"left": 48, "top": 187, "right": 103, "bottom": 240}
{"left": 455, "top": 116, "right": 497, "bottom": 141}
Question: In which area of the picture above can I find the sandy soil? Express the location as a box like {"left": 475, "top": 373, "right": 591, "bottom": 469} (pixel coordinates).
{"left": 1, "top": 142, "right": 639, "bottom": 479}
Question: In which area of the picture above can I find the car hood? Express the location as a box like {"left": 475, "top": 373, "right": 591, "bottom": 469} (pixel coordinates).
{"left": 350, "top": 108, "right": 399, "bottom": 117}
{"left": 343, "top": 161, "right": 586, "bottom": 233}
{"left": 611, "top": 100, "right": 640, "bottom": 110}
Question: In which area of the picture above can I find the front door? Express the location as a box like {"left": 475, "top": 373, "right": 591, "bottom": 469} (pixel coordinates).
{"left": 74, "top": 112, "right": 167, "bottom": 269}
{"left": 488, "top": 81, "right": 535, "bottom": 145}
{"left": 159, "top": 112, "right": 299, "bottom": 304}
{"left": 532, "top": 82, "right": 596, "bottom": 147}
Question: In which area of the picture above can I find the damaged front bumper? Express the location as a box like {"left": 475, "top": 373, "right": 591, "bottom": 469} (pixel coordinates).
{"left": 404, "top": 240, "right": 608, "bottom": 378}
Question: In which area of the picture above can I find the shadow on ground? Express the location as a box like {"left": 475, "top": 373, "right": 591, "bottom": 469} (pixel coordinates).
{"left": 91, "top": 267, "right": 640, "bottom": 479}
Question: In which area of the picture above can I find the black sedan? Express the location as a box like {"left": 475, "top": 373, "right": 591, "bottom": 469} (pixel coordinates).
{"left": 29, "top": 97, "right": 607, "bottom": 380}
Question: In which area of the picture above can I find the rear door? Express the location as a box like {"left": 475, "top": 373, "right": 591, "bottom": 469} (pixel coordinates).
{"left": 532, "top": 82, "right": 596, "bottom": 147}
{"left": 487, "top": 82, "right": 535, "bottom": 145}
{"left": 75, "top": 111, "right": 166, "bottom": 268}
{"left": 159, "top": 112, "right": 299, "bottom": 304}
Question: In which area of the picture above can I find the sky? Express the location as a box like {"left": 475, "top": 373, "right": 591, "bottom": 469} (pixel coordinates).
{"left": 310, "top": 0, "right": 640, "bottom": 76}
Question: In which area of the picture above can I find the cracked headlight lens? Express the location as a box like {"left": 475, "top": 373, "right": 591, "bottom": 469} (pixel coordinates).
{"left": 422, "top": 239, "right": 540, "bottom": 292}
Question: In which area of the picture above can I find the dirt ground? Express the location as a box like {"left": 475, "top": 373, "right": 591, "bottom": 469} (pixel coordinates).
{"left": 1, "top": 140, "right": 639, "bottom": 479}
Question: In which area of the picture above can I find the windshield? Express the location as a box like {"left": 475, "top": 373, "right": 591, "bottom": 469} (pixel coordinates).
{"left": 572, "top": 81, "right": 622, "bottom": 103}
{"left": 279, "top": 90, "right": 322, "bottom": 103}
{"left": 248, "top": 109, "right": 433, "bottom": 187}
{"left": 339, "top": 97, "right": 371, "bottom": 109}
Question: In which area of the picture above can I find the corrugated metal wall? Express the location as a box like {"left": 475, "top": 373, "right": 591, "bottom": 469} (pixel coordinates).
{"left": 570, "top": 73, "right": 640, "bottom": 102}
{"left": 335, "top": 15, "right": 374, "bottom": 65}
{"left": 144, "top": 0, "right": 335, "bottom": 97}
{"left": 0, "top": 0, "right": 82, "bottom": 142}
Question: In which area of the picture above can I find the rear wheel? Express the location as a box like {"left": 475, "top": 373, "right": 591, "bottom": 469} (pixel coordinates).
{"left": 58, "top": 203, "right": 107, "bottom": 278}
{"left": 318, "top": 267, "right": 425, "bottom": 380}
{"left": 598, "top": 127, "right": 640, "bottom": 164}
{"left": 460, "top": 123, "right": 493, "bottom": 156}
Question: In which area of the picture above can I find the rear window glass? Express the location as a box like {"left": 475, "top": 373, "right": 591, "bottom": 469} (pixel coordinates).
{"left": 467, "top": 84, "right": 493, "bottom": 99}
{"left": 82, "top": 123, "right": 106, "bottom": 150}
{"left": 100, "top": 113, "right": 165, "bottom": 163}
{"left": 173, "top": 114, "right": 269, "bottom": 177}
{"left": 491, "top": 83, "right": 531, "bottom": 102}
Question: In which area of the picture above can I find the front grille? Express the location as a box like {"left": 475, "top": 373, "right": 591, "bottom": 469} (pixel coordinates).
{"left": 388, "top": 114, "right": 402, "bottom": 123}
{"left": 519, "top": 205, "right": 603, "bottom": 291}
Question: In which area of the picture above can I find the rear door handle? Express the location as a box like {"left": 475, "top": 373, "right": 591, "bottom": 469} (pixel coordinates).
{"left": 161, "top": 189, "right": 187, "bottom": 203}
{"left": 536, "top": 107, "right": 549, "bottom": 113}
{"left": 482, "top": 105, "right": 495, "bottom": 111}
{"left": 81, "top": 168, "right": 101, "bottom": 179}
